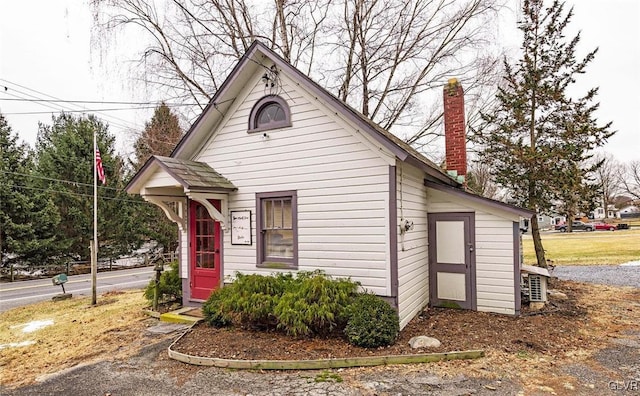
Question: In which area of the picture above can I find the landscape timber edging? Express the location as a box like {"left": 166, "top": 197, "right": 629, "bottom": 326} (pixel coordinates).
{"left": 167, "top": 328, "right": 485, "bottom": 370}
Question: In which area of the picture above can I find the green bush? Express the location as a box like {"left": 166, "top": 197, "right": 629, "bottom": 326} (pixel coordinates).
{"left": 274, "top": 271, "right": 359, "bottom": 336}
{"left": 344, "top": 293, "right": 399, "bottom": 348}
{"left": 202, "top": 285, "right": 235, "bottom": 327}
{"left": 202, "top": 271, "right": 360, "bottom": 337}
{"left": 144, "top": 261, "right": 182, "bottom": 304}
{"left": 203, "top": 272, "right": 294, "bottom": 329}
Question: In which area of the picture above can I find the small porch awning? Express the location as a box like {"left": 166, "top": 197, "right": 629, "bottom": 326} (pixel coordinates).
{"left": 125, "top": 155, "right": 237, "bottom": 230}
{"left": 127, "top": 155, "right": 237, "bottom": 193}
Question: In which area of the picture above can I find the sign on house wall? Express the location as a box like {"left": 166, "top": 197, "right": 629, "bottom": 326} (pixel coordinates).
{"left": 231, "top": 210, "right": 252, "bottom": 245}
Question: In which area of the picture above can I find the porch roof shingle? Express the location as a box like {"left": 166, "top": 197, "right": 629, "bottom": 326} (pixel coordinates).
{"left": 151, "top": 155, "right": 237, "bottom": 191}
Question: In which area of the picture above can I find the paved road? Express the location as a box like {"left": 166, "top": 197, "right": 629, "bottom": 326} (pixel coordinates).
{"left": 0, "top": 267, "right": 155, "bottom": 312}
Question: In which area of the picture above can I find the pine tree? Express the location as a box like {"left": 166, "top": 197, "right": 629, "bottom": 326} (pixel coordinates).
{"left": 131, "top": 104, "right": 184, "bottom": 253}
{"left": 0, "top": 114, "right": 61, "bottom": 266}
{"left": 133, "top": 103, "right": 183, "bottom": 170}
{"left": 35, "top": 113, "right": 144, "bottom": 261}
{"left": 472, "top": 0, "right": 613, "bottom": 267}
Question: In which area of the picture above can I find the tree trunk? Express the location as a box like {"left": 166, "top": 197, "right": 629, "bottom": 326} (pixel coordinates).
{"left": 566, "top": 211, "right": 575, "bottom": 232}
{"left": 530, "top": 215, "right": 547, "bottom": 268}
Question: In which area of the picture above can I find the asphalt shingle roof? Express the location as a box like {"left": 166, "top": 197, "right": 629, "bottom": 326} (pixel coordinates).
{"left": 152, "top": 155, "right": 236, "bottom": 191}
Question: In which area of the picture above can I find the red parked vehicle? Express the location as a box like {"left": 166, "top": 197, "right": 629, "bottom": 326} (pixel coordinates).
{"left": 593, "top": 222, "right": 617, "bottom": 231}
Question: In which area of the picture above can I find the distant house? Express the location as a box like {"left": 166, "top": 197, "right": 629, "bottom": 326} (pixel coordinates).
{"left": 126, "top": 41, "right": 534, "bottom": 329}
{"left": 590, "top": 204, "right": 621, "bottom": 220}
{"left": 534, "top": 213, "right": 566, "bottom": 230}
{"left": 619, "top": 205, "right": 640, "bottom": 219}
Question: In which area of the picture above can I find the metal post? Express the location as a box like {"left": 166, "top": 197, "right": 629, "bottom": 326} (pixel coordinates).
{"left": 92, "top": 131, "right": 98, "bottom": 306}
{"left": 91, "top": 242, "right": 97, "bottom": 305}
{"left": 153, "top": 267, "right": 161, "bottom": 311}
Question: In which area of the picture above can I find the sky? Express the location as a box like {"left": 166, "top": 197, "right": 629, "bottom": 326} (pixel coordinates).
{"left": 1, "top": 0, "right": 638, "bottom": 162}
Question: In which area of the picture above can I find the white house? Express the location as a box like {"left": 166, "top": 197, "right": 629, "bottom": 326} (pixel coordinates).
{"left": 619, "top": 205, "right": 640, "bottom": 219}
{"left": 126, "top": 41, "right": 534, "bottom": 329}
{"left": 591, "top": 204, "right": 621, "bottom": 220}
{"left": 532, "top": 213, "right": 565, "bottom": 230}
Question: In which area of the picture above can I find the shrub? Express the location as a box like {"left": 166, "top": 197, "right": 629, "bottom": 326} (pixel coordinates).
{"left": 202, "top": 285, "right": 235, "bottom": 327}
{"left": 227, "top": 272, "right": 294, "bottom": 328}
{"left": 274, "top": 271, "right": 359, "bottom": 336}
{"left": 201, "top": 270, "right": 360, "bottom": 337}
{"left": 203, "top": 272, "right": 294, "bottom": 329}
{"left": 144, "top": 261, "right": 182, "bottom": 304}
{"left": 344, "top": 293, "right": 399, "bottom": 348}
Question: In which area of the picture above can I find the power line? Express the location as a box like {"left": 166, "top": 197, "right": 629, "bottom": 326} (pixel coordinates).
{"left": 0, "top": 78, "right": 145, "bottom": 131}
{"left": 1, "top": 85, "right": 140, "bottom": 132}
{"left": 12, "top": 184, "right": 148, "bottom": 205}
{"left": 4, "top": 106, "right": 161, "bottom": 115}
{"left": 0, "top": 170, "right": 121, "bottom": 191}
{"left": 0, "top": 78, "right": 209, "bottom": 150}
{"left": 2, "top": 88, "right": 65, "bottom": 114}
{"left": 0, "top": 98, "right": 198, "bottom": 106}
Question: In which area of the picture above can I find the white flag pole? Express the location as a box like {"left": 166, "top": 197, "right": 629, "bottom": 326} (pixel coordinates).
{"left": 92, "top": 129, "right": 98, "bottom": 306}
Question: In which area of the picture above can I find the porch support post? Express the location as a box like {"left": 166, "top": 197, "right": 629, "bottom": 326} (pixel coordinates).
{"left": 187, "top": 192, "right": 229, "bottom": 230}
{"left": 142, "top": 196, "right": 186, "bottom": 231}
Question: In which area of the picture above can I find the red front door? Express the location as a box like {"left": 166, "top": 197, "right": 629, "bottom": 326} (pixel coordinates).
{"left": 189, "top": 200, "right": 221, "bottom": 300}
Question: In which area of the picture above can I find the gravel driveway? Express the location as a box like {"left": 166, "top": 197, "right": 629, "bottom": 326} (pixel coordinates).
{"left": 552, "top": 265, "right": 640, "bottom": 288}
{"left": 1, "top": 339, "right": 524, "bottom": 396}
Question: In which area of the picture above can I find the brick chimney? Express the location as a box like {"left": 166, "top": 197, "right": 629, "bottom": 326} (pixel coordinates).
{"left": 443, "top": 78, "right": 467, "bottom": 183}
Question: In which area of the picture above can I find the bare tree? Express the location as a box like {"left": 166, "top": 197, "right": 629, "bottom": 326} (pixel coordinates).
{"left": 621, "top": 160, "right": 640, "bottom": 201}
{"left": 91, "top": 0, "right": 503, "bottom": 150}
{"left": 466, "top": 158, "right": 502, "bottom": 200}
{"left": 591, "top": 152, "right": 623, "bottom": 217}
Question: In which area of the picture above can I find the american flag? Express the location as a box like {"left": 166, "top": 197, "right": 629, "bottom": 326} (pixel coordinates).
{"left": 96, "top": 149, "right": 106, "bottom": 185}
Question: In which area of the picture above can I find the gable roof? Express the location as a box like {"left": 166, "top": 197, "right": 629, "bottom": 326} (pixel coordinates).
{"left": 171, "top": 40, "right": 459, "bottom": 187}
{"left": 126, "top": 155, "right": 236, "bottom": 194}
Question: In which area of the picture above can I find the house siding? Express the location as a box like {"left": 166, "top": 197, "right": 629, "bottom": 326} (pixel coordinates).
{"left": 145, "top": 168, "right": 180, "bottom": 188}
{"left": 180, "top": 226, "right": 188, "bottom": 279}
{"left": 396, "top": 163, "right": 430, "bottom": 329}
{"left": 194, "top": 72, "right": 393, "bottom": 295}
{"left": 427, "top": 188, "right": 519, "bottom": 315}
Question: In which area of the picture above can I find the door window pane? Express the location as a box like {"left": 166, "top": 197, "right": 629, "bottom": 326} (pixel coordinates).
{"left": 194, "top": 202, "right": 216, "bottom": 269}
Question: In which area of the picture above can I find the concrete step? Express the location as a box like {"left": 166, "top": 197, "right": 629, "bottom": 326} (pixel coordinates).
{"left": 159, "top": 307, "right": 204, "bottom": 325}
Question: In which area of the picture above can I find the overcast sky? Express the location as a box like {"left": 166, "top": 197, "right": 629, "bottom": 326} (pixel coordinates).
{"left": 1, "top": 0, "right": 638, "bottom": 162}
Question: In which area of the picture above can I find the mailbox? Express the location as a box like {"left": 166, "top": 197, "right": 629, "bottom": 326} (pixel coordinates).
{"left": 52, "top": 273, "right": 68, "bottom": 294}
{"left": 52, "top": 274, "right": 68, "bottom": 285}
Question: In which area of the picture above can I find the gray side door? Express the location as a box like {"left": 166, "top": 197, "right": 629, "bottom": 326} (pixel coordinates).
{"left": 428, "top": 212, "right": 476, "bottom": 310}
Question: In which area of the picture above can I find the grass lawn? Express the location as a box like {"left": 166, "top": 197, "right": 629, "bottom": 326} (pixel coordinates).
{"left": 0, "top": 290, "right": 151, "bottom": 387}
{"left": 522, "top": 228, "right": 640, "bottom": 265}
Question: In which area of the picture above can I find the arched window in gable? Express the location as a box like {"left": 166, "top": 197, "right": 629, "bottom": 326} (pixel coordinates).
{"left": 248, "top": 95, "right": 291, "bottom": 132}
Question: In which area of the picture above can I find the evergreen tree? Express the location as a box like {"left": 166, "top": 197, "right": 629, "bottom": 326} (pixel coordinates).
{"left": 35, "top": 113, "right": 143, "bottom": 261}
{"left": 0, "top": 114, "right": 61, "bottom": 266}
{"left": 472, "top": 0, "right": 613, "bottom": 267}
{"left": 131, "top": 104, "right": 184, "bottom": 253}
{"left": 133, "top": 103, "right": 183, "bottom": 170}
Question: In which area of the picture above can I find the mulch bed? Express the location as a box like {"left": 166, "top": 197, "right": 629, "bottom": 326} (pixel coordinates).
{"left": 171, "top": 279, "right": 595, "bottom": 361}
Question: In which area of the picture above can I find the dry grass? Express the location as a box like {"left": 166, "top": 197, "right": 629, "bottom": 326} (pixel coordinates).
{"left": 523, "top": 229, "right": 640, "bottom": 265}
{"left": 418, "top": 282, "right": 640, "bottom": 394}
{"left": 0, "top": 290, "right": 153, "bottom": 387}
